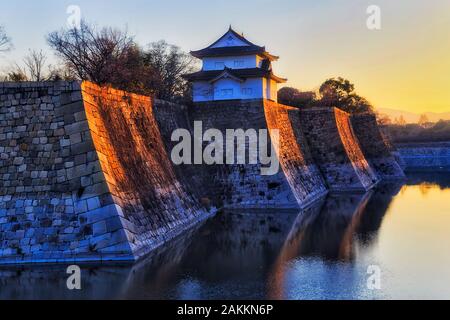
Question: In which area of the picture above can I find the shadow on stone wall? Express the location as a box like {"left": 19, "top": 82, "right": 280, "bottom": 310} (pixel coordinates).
{"left": 81, "top": 82, "right": 212, "bottom": 259}
{"left": 299, "top": 107, "right": 379, "bottom": 192}
{"left": 351, "top": 113, "right": 405, "bottom": 179}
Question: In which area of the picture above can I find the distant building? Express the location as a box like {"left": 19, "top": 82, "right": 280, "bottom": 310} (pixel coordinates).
{"left": 184, "top": 27, "right": 287, "bottom": 103}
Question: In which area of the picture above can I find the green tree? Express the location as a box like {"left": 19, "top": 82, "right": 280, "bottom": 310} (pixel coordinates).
{"left": 319, "top": 77, "right": 374, "bottom": 114}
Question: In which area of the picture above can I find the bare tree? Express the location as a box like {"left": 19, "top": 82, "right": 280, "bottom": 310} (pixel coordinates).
{"left": 418, "top": 114, "right": 430, "bottom": 127}
{"left": 144, "top": 40, "right": 197, "bottom": 100}
{"left": 23, "top": 49, "right": 47, "bottom": 81}
{"left": 47, "top": 20, "right": 197, "bottom": 99}
{"left": 6, "top": 64, "right": 28, "bottom": 81}
{"left": 47, "top": 21, "right": 143, "bottom": 85}
{"left": 395, "top": 115, "right": 407, "bottom": 126}
{"left": 46, "top": 64, "right": 77, "bottom": 81}
{"left": 376, "top": 112, "right": 392, "bottom": 126}
{"left": 0, "top": 26, "right": 12, "bottom": 52}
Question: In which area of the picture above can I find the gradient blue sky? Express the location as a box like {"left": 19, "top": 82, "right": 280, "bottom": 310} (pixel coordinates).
{"left": 1, "top": 0, "right": 449, "bottom": 113}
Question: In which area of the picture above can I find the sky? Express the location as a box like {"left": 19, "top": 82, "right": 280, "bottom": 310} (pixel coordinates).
{"left": 0, "top": 0, "right": 449, "bottom": 114}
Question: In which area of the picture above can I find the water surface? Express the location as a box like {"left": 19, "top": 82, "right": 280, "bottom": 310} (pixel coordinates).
{"left": 1, "top": 173, "right": 450, "bottom": 300}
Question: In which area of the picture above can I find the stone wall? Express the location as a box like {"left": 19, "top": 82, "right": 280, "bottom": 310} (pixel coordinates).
{"left": 396, "top": 142, "right": 450, "bottom": 171}
{"left": 80, "top": 82, "right": 212, "bottom": 259}
{"left": 0, "top": 81, "right": 397, "bottom": 265}
{"left": 0, "top": 81, "right": 212, "bottom": 264}
{"left": 263, "top": 100, "right": 327, "bottom": 208}
{"left": 0, "top": 81, "right": 131, "bottom": 263}
{"left": 351, "top": 113, "right": 405, "bottom": 179}
{"left": 189, "top": 99, "right": 328, "bottom": 209}
{"left": 153, "top": 100, "right": 211, "bottom": 203}
{"left": 190, "top": 100, "right": 298, "bottom": 208}
{"left": 299, "top": 107, "right": 379, "bottom": 192}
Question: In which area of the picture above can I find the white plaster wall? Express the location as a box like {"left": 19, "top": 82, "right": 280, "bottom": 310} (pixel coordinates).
{"left": 193, "top": 81, "right": 213, "bottom": 102}
{"left": 193, "top": 78, "right": 264, "bottom": 102}
{"left": 213, "top": 78, "right": 243, "bottom": 100}
{"left": 256, "top": 55, "right": 265, "bottom": 68}
{"left": 269, "top": 79, "right": 278, "bottom": 102}
{"left": 242, "top": 78, "right": 264, "bottom": 99}
{"left": 261, "top": 78, "right": 278, "bottom": 102}
{"left": 203, "top": 55, "right": 258, "bottom": 71}
{"left": 262, "top": 78, "right": 268, "bottom": 100}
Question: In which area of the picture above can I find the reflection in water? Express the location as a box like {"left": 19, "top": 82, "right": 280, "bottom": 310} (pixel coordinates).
{"left": 288, "top": 193, "right": 373, "bottom": 261}
{"left": 268, "top": 183, "right": 403, "bottom": 300}
{"left": 356, "top": 182, "right": 403, "bottom": 245}
{"left": 123, "top": 210, "right": 300, "bottom": 299}
{"left": 1, "top": 173, "right": 449, "bottom": 300}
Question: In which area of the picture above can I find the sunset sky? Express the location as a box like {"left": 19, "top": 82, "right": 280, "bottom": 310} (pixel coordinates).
{"left": 1, "top": 0, "right": 449, "bottom": 114}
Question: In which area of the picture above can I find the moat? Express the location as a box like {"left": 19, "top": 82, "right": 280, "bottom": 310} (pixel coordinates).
{"left": 1, "top": 172, "right": 450, "bottom": 300}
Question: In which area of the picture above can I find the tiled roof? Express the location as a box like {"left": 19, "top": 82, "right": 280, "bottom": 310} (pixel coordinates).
{"left": 190, "top": 46, "right": 279, "bottom": 61}
{"left": 183, "top": 67, "right": 287, "bottom": 83}
{"left": 190, "top": 27, "right": 279, "bottom": 61}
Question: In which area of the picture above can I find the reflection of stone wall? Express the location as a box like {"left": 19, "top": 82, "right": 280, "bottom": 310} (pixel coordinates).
{"left": 351, "top": 114, "right": 405, "bottom": 179}
{"left": 299, "top": 107, "right": 379, "bottom": 191}
{"left": 282, "top": 193, "right": 372, "bottom": 261}
{"left": 179, "top": 210, "right": 299, "bottom": 274}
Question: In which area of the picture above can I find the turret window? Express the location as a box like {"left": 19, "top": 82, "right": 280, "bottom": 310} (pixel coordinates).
{"left": 242, "top": 88, "right": 253, "bottom": 95}
{"left": 221, "top": 89, "right": 233, "bottom": 97}
{"left": 234, "top": 60, "right": 244, "bottom": 68}
{"left": 215, "top": 62, "right": 225, "bottom": 69}
{"left": 202, "top": 89, "right": 212, "bottom": 97}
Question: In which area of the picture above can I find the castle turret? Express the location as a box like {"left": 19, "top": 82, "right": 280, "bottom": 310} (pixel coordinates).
{"left": 184, "top": 27, "right": 286, "bottom": 102}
